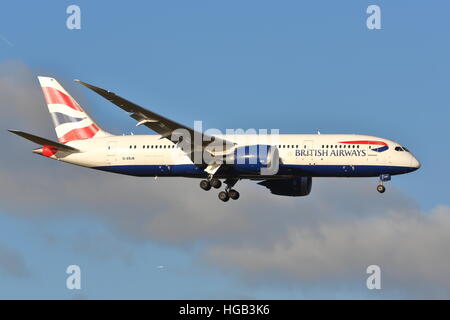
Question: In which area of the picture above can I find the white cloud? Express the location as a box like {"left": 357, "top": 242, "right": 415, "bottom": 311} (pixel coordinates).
{"left": 205, "top": 205, "right": 450, "bottom": 298}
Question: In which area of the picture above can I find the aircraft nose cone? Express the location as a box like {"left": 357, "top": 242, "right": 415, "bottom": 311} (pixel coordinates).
{"left": 411, "top": 156, "right": 421, "bottom": 170}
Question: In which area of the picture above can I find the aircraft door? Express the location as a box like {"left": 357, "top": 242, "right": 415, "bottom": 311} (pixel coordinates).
{"left": 301, "top": 140, "right": 315, "bottom": 165}
{"left": 106, "top": 141, "right": 117, "bottom": 164}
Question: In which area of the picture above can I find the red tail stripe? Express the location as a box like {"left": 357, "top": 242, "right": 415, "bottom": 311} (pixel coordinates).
{"left": 58, "top": 124, "right": 99, "bottom": 144}
{"left": 339, "top": 140, "right": 387, "bottom": 146}
{"left": 41, "top": 87, "right": 84, "bottom": 112}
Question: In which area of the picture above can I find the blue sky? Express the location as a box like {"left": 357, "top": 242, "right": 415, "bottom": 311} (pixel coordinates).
{"left": 1, "top": 1, "right": 450, "bottom": 299}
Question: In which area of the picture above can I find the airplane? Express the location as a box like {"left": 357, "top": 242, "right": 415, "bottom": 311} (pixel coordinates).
{"left": 9, "top": 77, "right": 421, "bottom": 202}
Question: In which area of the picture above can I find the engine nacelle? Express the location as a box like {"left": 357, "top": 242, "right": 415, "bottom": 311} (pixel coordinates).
{"left": 231, "top": 145, "right": 279, "bottom": 175}
{"left": 258, "top": 177, "right": 312, "bottom": 196}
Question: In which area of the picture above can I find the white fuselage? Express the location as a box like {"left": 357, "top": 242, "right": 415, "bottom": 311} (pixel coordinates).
{"left": 47, "top": 133, "right": 420, "bottom": 179}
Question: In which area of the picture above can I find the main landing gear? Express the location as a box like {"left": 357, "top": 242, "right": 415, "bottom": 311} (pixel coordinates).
{"left": 200, "top": 178, "right": 222, "bottom": 190}
{"left": 218, "top": 188, "right": 240, "bottom": 202}
{"left": 377, "top": 174, "right": 390, "bottom": 194}
{"left": 199, "top": 177, "right": 240, "bottom": 202}
{"left": 199, "top": 179, "right": 211, "bottom": 191}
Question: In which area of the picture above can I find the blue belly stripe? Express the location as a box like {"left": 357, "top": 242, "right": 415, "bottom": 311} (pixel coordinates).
{"left": 93, "top": 164, "right": 417, "bottom": 177}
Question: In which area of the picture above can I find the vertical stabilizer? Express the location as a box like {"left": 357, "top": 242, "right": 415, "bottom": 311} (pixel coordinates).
{"left": 37, "top": 76, "right": 111, "bottom": 144}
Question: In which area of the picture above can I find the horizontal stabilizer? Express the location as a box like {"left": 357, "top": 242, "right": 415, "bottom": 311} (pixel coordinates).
{"left": 8, "top": 130, "right": 80, "bottom": 152}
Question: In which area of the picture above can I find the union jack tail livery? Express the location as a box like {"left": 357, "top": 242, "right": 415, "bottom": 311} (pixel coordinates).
{"left": 37, "top": 76, "right": 110, "bottom": 144}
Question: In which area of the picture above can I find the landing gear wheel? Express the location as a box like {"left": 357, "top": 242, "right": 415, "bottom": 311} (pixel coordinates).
{"left": 200, "top": 180, "right": 211, "bottom": 191}
{"left": 377, "top": 185, "right": 386, "bottom": 193}
{"left": 218, "top": 191, "right": 230, "bottom": 202}
{"left": 228, "top": 189, "right": 240, "bottom": 200}
{"left": 210, "top": 178, "right": 222, "bottom": 189}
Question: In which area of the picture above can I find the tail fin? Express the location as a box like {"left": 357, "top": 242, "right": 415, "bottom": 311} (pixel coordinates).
{"left": 37, "top": 76, "right": 111, "bottom": 144}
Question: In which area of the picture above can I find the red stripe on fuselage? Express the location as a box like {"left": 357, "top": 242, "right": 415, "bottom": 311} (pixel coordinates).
{"left": 58, "top": 123, "right": 99, "bottom": 144}
{"left": 339, "top": 140, "right": 387, "bottom": 146}
{"left": 41, "top": 87, "right": 84, "bottom": 112}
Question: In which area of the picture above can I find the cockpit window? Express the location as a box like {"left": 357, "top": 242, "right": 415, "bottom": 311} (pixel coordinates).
{"left": 402, "top": 146, "right": 410, "bottom": 152}
{"left": 395, "top": 146, "right": 404, "bottom": 151}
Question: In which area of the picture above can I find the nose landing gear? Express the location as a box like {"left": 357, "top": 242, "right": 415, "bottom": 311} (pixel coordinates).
{"left": 377, "top": 174, "right": 390, "bottom": 194}
{"left": 376, "top": 184, "right": 386, "bottom": 193}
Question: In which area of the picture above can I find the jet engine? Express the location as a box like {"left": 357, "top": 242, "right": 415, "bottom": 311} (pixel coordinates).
{"left": 258, "top": 177, "right": 312, "bottom": 196}
{"left": 230, "top": 145, "right": 279, "bottom": 175}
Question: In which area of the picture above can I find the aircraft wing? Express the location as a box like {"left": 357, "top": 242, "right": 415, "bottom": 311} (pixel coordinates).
{"left": 75, "top": 80, "right": 235, "bottom": 165}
